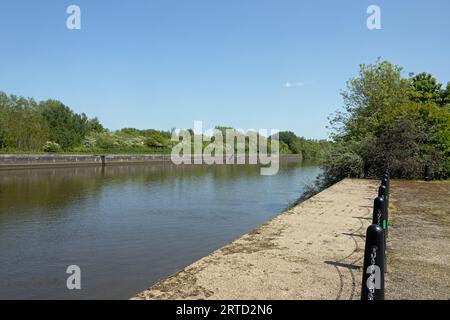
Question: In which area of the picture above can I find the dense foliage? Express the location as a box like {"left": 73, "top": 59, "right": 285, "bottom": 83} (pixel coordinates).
{"left": 278, "top": 131, "right": 331, "bottom": 159}
{"left": 315, "top": 60, "right": 450, "bottom": 192}
{"left": 0, "top": 91, "right": 326, "bottom": 157}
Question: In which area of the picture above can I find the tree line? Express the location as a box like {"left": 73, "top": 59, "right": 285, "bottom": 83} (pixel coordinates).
{"left": 0, "top": 92, "right": 327, "bottom": 159}
{"left": 0, "top": 94, "right": 104, "bottom": 152}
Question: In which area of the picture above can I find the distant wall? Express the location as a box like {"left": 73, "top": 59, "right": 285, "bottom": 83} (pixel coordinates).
{"left": 0, "top": 154, "right": 302, "bottom": 169}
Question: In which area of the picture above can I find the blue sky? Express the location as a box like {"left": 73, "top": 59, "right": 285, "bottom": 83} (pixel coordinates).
{"left": 1, "top": 0, "right": 449, "bottom": 139}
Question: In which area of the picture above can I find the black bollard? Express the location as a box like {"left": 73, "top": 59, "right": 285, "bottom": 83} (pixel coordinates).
{"left": 381, "top": 177, "right": 389, "bottom": 193}
{"left": 377, "top": 185, "right": 389, "bottom": 233}
{"left": 372, "top": 196, "right": 386, "bottom": 227}
{"left": 361, "top": 224, "right": 385, "bottom": 300}
{"left": 381, "top": 177, "right": 390, "bottom": 231}
{"left": 382, "top": 173, "right": 389, "bottom": 186}
{"left": 381, "top": 178, "right": 389, "bottom": 212}
{"left": 376, "top": 188, "right": 389, "bottom": 271}
{"left": 424, "top": 164, "right": 430, "bottom": 182}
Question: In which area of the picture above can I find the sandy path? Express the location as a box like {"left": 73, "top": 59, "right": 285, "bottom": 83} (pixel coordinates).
{"left": 133, "top": 179, "right": 379, "bottom": 300}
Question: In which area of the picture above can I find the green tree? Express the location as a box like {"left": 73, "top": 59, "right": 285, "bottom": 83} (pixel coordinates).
{"left": 330, "top": 60, "right": 412, "bottom": 142}
{"left": 409, "top": 73, "right": 444, "bottom": 105}
{"left": 40, "top": 100, "right": 90, "bottom": 150}
{"left": 279, "top": 131, "right": 302, "bottom": 154}
{"left": 0, "top": 92, "right": 50, "bottom": 151}
{"left": 324, "top": 60, "right": 450, "bottom": 185}
{"left": 87, "top": 117, "right": 105, "bottom": 133}
{"left": 441, "top": 82, "right": 450, "bottom": 106}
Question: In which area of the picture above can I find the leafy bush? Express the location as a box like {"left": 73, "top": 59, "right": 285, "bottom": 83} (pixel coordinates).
{"left": 360, "top": 119, "right": 426, "bottom": 178}
{"left": 321, "top": 142, "right": 364, "bottom": 185}
{"left": 144, "top": 131, "right": 169, "bottom": 148}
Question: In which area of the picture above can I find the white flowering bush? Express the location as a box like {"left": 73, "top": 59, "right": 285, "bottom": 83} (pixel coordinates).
{"left": 43, "top": 141, "right": 62, "bottom": 153}
{"left": 82, "top": 135, "right": 97, "bottom": 148}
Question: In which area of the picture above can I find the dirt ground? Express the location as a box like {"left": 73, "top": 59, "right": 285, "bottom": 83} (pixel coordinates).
{"left": 385, "top": 180, "right": 450, "bottom": 300}
{"left": 133, "top": 179, "right": 378, "bottom": 300}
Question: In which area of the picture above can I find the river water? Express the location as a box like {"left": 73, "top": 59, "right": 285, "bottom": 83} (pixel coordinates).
{"left": 0, "top": 161, "right": 320, "bottom": 299}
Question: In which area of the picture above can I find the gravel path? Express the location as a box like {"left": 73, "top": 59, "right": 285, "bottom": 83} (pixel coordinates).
{"left": 133, "top": 179, "right": 379, "bottom": 300}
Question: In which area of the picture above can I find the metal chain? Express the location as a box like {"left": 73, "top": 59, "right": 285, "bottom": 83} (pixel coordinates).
{"left": 367, "top": 247, "right": 377, "bottom": 300}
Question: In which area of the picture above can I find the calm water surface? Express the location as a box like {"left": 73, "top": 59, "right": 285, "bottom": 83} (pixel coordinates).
{"left": 0, "top": 161, "right": 320, "bottom": 299}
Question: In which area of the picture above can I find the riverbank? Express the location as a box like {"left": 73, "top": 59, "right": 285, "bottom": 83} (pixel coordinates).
{"left": 133, "top": 179, "right": 450, "bottom": 300}
{"left": 133, "top": 179, "right": 378, "bottom": 300}
{"left": 0, "top": 154, "right": 302, "bottom": 170}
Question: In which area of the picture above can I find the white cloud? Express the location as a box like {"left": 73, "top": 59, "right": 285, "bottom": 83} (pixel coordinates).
{"left": 284, "top": 81, "right": 315, "bottom": 88}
